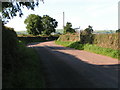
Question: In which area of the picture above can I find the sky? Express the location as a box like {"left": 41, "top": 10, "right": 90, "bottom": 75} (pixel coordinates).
{"left": 5, "top": 0, "right": 119, "bottom": 31}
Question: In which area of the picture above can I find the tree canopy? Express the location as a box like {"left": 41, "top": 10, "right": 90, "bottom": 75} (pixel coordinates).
{"left": 42, "top": 15, "right": 58, "bottom": 35}
{"left": 116, "top": 29, "right": 120, "bottom": 33}
{"left": 2, "top": 0, "right": 44, "bottom": 23}
{"left": 24, "top": 14, "right": 43, "bottom": 35}
{"left": 84, "top": 25, "right": 93, "bottom": 34}
{"left": 64, "top": 22, "right": 75, "bottom": 34}
{"left": 24, "top": 14, "right": 58, "bottom": 35}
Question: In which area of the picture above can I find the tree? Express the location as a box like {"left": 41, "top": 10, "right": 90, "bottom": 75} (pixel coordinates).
{"left": 80, "top": 25, "right": 94, "bottom": 44}
{"left": 42, "top": 15, "right": 58, "bottom": 35}
{"left": 2, "top": 0, "right": 44, "bottom": 24}
{"left": 24, "top": 14, "right": 43, "bottom": 35}
{"left": 116, "top": 29, "right": 120, "bottom": 33}
{"left": 84, "top": 25, "right": 93, "bottom": 34}
{"left": 64, "top": 22, "right": 75, "bottom": 34}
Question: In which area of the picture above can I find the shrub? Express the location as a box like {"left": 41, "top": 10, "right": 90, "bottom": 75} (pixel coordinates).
{"left": 64, "top": 22, "right": 75, "bottom": 34}
{"left": 68, "top": 41, "right": 84, "bottom": 50}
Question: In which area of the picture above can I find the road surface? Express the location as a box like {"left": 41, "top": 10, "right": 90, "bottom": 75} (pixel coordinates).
{"left": 28, "top": 41, "right": 119, "bottom": 88}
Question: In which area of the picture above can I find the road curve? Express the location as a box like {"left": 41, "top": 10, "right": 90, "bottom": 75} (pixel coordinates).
{"left": 28, "top": 41, "right": 119, "bottom": 88}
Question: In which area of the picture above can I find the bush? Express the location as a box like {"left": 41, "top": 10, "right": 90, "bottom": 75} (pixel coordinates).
{"left": 68, "top": 41, "right": 84, "bottom": 50}
{"left": 64, "top": 22, "right": 75, "bottom": 34}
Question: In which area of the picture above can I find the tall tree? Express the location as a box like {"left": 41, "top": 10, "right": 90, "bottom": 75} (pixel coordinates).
{"left": 42, "top": 15, "right": 58, "bottom": 35}
{"left": 24, "top": 14, "right": 43, "bottom": 35}
{"left": 64, "top": 22, "right": 75, "bottom": 34}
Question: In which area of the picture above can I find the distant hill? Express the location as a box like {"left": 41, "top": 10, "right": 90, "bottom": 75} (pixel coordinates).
{"left": 17, "top": 29, "right": 64, "bottom": 35}
{"left": 16, "top": 31, "right": 28, "bottom": 35}
{"left": 17, "top": 29, "right": 116, "bottom": 35}
{"left": 93, "top": 30, "right": 116, "bottom": 34}
{"left": 56, "top": 29, "right": 64, "bottom": 34}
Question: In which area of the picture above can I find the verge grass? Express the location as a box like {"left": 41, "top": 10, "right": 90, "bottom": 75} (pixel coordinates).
{"left": 3, "top": 42, "right": 45, "bottom": 88}
{"left": 55, "top": 40, "right": 119, "bottom": 59}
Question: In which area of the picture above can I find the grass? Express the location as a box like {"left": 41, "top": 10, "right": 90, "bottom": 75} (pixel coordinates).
{"left": 55, "top": 40, "right": 119, "bottom": 59}
{"left": 18, "top": 43, "right": 45, "bottom": 88}
{"left": 55, "top": 41, "right": 75, "bottom": 47}
{"left": 3, "top": 42, "right": 45, "bottom": 88}
{"left": 83, "top": 44, "right": 119, "bottom": 59}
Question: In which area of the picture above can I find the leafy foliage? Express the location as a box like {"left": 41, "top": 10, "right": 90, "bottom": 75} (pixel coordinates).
{"left": 24, "top": 14, "right": 43, "bottom": 35}
{"left": 2, "top": 1, "right": 45, "bottom": 88}
{"left": 2, "top": 0, "right": 44, "bottom": 23}
{"left": 64, "top": 22, "right": 75, "bottom": 34}
{"left": 80, "top": 25, "right": 94, "bottom": 44}
{"left": 84, "top": 25, "right": 93, "bottom": 34}
{"left": 24, "top": 14, "right": 58, "bottom": 35}
{"left": 116, "top": 29, "right": 120, "bottom": 33}
{"left": 42, "top": 15, "right": 58, "bottom": 35}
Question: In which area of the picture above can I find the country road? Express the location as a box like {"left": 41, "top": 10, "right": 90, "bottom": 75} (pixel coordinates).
{"left": 28, "top": 41, "right": 119, "bottom": 88}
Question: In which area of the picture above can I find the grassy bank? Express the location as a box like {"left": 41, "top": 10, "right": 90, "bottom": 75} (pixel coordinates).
{"left": 3, "top": 42, "right": 45, "bottom": 88}
{"left": 55, "top": 40, "right": 119, "bottom": 59}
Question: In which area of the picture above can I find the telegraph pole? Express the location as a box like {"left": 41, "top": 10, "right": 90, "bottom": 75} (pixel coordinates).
{"left": 63, "top": 12, "right": 65, "bottom": 30}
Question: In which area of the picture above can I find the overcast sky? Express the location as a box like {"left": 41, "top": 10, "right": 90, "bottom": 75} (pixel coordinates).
{"left": 5, "top": 0, "right": 119, "bottom": 31}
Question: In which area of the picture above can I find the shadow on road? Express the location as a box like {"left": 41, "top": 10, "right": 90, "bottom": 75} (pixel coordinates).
{"left": 31, "top": 45, "right": 119, "bottom": 88}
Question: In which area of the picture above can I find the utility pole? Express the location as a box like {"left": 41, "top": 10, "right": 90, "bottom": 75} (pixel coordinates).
{"left": 63, "top": 12, "right": 65, "bottom": 30}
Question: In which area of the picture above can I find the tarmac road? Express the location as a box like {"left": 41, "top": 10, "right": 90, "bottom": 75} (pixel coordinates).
{"left": 29, "top": 41, "right": 119, "bottom": 88}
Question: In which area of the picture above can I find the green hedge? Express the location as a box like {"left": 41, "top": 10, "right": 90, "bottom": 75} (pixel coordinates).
{"left": 2, "top": 25, "right": 45, "bottom": 88}
{"left": 57, "top": 33, "right": 119, "bottom": 50}
{"left": 58, "top": 33, "right": 80, "bottom": 42}
{"left": 2, "top": 25, "right": 19, "bottom": 74}
{"left": 93, "top": 33, "right": 118, "bottom": 50}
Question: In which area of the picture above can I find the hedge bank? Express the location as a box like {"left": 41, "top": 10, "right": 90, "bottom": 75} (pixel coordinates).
{"left": 58, "top": 33, "right": 119, "bottom": 50}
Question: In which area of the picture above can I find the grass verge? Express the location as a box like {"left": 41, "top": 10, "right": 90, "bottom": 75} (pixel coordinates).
{"left": 55, "top": 40, "right": 119, "bottom": 59}
{"left": 3, "top": 42, "right": 45, "bottom": 88}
